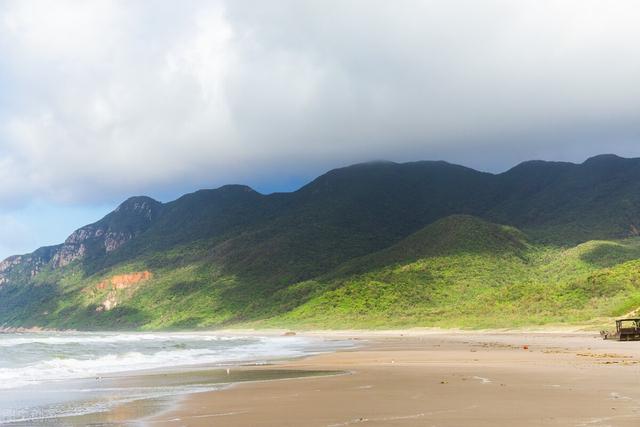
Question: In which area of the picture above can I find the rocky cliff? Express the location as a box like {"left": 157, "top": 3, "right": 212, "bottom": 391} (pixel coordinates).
{"left": 0, "top": 196, "right": 163, "bottom": 286}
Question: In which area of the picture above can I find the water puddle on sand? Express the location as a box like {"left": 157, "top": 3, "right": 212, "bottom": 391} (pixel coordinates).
{"left": 3, "top": 368, "right": 345, "bottom": 427}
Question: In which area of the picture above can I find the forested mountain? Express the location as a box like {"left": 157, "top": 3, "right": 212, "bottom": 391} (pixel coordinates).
{"left": 2, "top": 154, "right": 640, "bottom": 329}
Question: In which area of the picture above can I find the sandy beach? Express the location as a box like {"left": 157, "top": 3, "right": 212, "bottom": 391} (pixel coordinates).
{"left": 124, "top": 330, "right": 640, "bottom": 427}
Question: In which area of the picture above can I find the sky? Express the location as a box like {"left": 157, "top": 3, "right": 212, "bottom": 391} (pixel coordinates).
{"left": 1, "top": 0, "right": 640, "bottom": 259}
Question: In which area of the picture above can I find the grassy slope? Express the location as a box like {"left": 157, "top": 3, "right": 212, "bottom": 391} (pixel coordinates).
{"left": 4, "top": 215, "right": 640, "bottom": 330}
{"left": 260, "top": 216, "right": 640, "bottom": 329}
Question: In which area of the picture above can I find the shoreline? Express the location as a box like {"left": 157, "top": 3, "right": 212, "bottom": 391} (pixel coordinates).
{"left": 136, "top": 330, "right": 640, "bottom": 426}
{"left": 0, "top": 322, "right": 605, "bottom": 334}
{"left": 3, "top": 328, "right": 635, "bottom": 425}
{"left": 0, "top": 332, "right": 349, "bottom": 426}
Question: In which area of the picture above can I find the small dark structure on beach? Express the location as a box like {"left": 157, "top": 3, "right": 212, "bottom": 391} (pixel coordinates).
{"left": 601, "top": 318, "right": 640, "bottom": 341}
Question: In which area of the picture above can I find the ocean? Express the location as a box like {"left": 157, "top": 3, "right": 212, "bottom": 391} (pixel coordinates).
{"left": 0, "top": 331, "right": 348, "bottom": 425}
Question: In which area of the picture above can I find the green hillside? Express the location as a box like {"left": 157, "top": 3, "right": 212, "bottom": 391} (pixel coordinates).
{"left": 2, "top": 155, "right": 640, "bottom": 330}
{"left": 267, "top": 217, "right": 640, "bottom": 329}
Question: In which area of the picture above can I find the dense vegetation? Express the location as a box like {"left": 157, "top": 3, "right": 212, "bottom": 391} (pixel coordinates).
{"left": 2, "top": 154, "right": 640, "bottom": 330}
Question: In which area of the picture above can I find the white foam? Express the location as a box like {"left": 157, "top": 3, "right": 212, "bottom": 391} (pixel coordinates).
{"left": 0, "top": 334, "right": 314, "bottom": 389}
{"left": 0, "top": 332, "right": 245, "bottom": 347}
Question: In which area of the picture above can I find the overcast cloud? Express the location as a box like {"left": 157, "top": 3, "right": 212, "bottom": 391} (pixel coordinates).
{"left": 1, "top": 0, "right": 640, "bottom": 257}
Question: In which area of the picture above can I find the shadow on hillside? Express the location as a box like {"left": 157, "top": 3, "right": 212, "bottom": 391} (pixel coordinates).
{"left": 168, "top": 280, "right": 206, "bottom": 296}
{"left": 75, "top": 305, "right": 153, "bottom": 329}
{"left": 579, "top": 240, "right": 640, "bottom": 268}
{"left": 0, "top": 282, "right": 61, "bottom": 326}
{"left": 168, "top": 316, "right": 205, "bottom": 329}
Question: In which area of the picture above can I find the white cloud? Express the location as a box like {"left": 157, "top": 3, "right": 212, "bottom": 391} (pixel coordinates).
{"left": 1, "top": 0, "right": 640, "bottom": 206}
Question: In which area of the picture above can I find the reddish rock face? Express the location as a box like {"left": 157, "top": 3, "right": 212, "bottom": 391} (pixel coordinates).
{"left": 94, "top": 271, "right": 153, "bottom": 312}
{"left": 96, "top": 271, "right": 153, "bottom": 291}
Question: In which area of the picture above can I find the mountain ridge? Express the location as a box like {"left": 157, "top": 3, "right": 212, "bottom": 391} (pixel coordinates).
{"left": 3, "top": 154, "right": 640, "bottom": 329}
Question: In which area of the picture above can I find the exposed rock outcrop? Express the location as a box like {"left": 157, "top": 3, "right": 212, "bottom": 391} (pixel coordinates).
{"left": 0, "top": 197, "right": 163, "bottom": 284}
{"left": 94, "top": 271, "right": 153, "bottom": 312}
{"left": 96, "top": 271, "right": 153, "bottom": 291}
{"left": 0, "top": 245, "right": 61, "bottom": 287}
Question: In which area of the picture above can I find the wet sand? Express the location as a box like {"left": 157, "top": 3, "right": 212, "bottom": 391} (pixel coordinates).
{"left": 138, "top": 331, "right": 640, "bottom": 427}
{"left": 24, "top": 369, "right": 342, "bottom": 426}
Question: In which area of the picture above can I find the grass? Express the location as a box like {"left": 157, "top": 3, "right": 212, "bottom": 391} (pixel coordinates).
{"left": 3, "top": 215, "right": 640, "bottom": 331}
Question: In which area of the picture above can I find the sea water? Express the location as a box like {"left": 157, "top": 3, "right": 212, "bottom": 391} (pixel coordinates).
{"left": 0, "top": 331, "right": 348, "bottom": 425}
